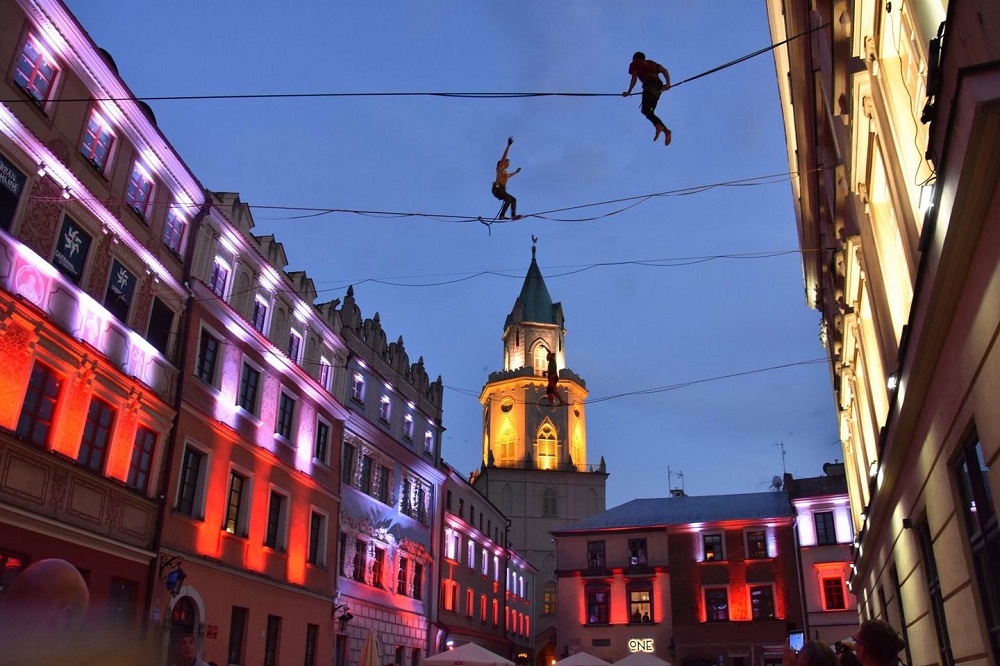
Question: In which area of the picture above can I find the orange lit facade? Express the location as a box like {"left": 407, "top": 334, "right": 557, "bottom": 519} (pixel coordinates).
{"left": 437, "top": 464, "right": 536, "bottom": 662}
{"left": 554, "top": 493, "right": 803, "bottom": 666}
{"left": 767, "top": 0, "right": 1000, "bottom": 661}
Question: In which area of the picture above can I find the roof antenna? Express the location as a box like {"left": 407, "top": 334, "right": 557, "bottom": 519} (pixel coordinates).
{"left": 531, "top": 234, "right": 538, "bottom": 259}
{"left": 774, "top": 441, "right": 787, "bottom": 477}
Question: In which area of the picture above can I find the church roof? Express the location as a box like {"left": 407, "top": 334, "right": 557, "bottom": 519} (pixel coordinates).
{"left": 552, "top": 492, "right": 794, "bottom": 534}
{"left": 504, "top": 252, "right": 562, "bottom": 329}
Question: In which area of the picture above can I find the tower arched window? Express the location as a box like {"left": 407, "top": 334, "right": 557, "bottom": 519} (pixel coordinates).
{"left": 542, "top": 487, "right": 557, "bottom": 516}
{"left": 572, "top": 424, "right": 584, "bottom": 469}
{"left": 536, "top": 423, "right": 557, "bottom": 470}
{"left": 533, "top": 343, "right": 549, "bottom": 376}
{"left": 543, "top": 581, "right": 557, "bottom": 616}
{"left": 498, "top": 418, "right": 516, "bottom": 463}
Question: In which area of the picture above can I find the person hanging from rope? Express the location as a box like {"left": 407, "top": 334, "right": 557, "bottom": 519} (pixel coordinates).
{"left": 544, "top": 352, "right": 569, "bottom": 406}
{"left": 622, "top": 51, "right": 672, "bottom": 146}
{"left": 492, "top": 136, "right": 523, "bottom": 220}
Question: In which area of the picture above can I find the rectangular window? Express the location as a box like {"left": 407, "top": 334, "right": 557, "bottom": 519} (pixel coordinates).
{"left": 14, "top": 34, "right": 58, "bottom": 104}
{"left": 251, "top": 296, "right": 269, "bottom": 334}
{"left": 305, "top": 624, "right": 319, "bottom": 666}
{"left": 822, "top": 577, "right": 846, "bottom": 610}
{"left": 814, "top": 511, "right": 836, "bottom": 545}
{"left": 81, "top": 110, "right": 114, "bottom": 171}
{"left": 586, "top": 585, "right": 610, "bottom": 624}
{"left": 264, "top": 490, "right": 287, "bottom": 551}
{"left": 747, "top": 530, "right": 768, "bottom": 559}
{"left": 314, "top": 419, "right": 330, "bottom": 464}
{"left": 16, "top": 362, "right": 62, "bottom": 448}
{"left": 351, "top": 374, "right": 366, "bottom": 404}
{"left": 338, "top": 532, "right": 348, "bottom": 576}
{"left": 353, "top": 539, "right": 366, "bottom": 583}
{"left": 126, "top": 426, "right": 156, "bottom": 492}
{"left": 264, "top": 615, "right": 281, "bottom": 666}
{"left": 238, "top": 362, "right": 260, "bottom": 414}
{"left": 543, "top": 581, "right": 556, "bottom": 616}
{"left": 379, "top": 395, "right": 391, "bottom": 424}
{"left": 628, "top": 538, "right": 647, "bottom": 566}
{"left": 397, "top": 556, "right": 409, "bottom": 595}
{"left": 162, "top": 209, "right": 187, "bottom": 253}
{"left": 750, "top": 585, "right": 775, "bottom": 619}
{"left": 481, "top": 549, "right": 489, "bottom": 576}
{"left": 146, "top": 297, "right": 174, "bottom": 356}
{"left": 209, "top": 258, "right": 229, "bottom": 298}
{"left": 424, "top": 430, "right": 434, "bottom": 454}
{"left": 628, "top": 587, "right": 652, "bottom": 623}
{"left": 176, "top": 447, "right": 205, "bottom": 518}
{"left": 308, "top": 511, "right": 326, "bottom": 566}
{"left": 703, "top": 533, "right": 724, "bottom": 561}
{"left": 342, "top": 442, "right": 355, "bottom": 485}
{"left": 107, "top": 578, "right": 138, "bottom": 627}
{"left": 372, "top": 547, "right": 385, "bottom": 588}
{"left": 480, "top": 594, "right": 487, "bottom": 622}
{"left": 104, "top": 259, "right": 136, "bottom": 323}
{"left": 319, "top": 358, "right": 332, "bottom": 391}
{"left": 917, "top": 522, "right": 954, "bottom": 666}
{"left": 403, "top": 414, "right": 414, "bottom": 441}
{"left": 395, "top": 646, "right": 404, "bottom": 666}
{"left": 228, "top": 606, "right": 248, "bottom": 665}
{"left": 467, "top": 539, "right": 475, "bottom": 569}
{"left": 466, "top": 588, "right": 474, "bottom": 616}
{"left": 492, "top": 598, "right": 499, "bottom": 627}
{"left": 224, "top": 471, "right": 249, "bottom": 536}
{"left": 705, "top": 587, "right": 729, "bottom": 622}
{"left": 286, "top": 330, "right": 302, "bottom": 361}
{"left": 52, "top": 216, "right": 92, "bottom": 284}
{"left": 376, "top": 465, "right": 390, "bottom": 504}
{"left": 124, "top": 162, "right": 154, "bottom": 218}
{"left": 587, "top": 541, "right": 606, "bottom": 568}
{"left": 412, "top": 562, "right": 423, "bottom": 600}
{"left": 441, "top": 580, "right": 456, "bottom": 612}
{"left": 276, "top": 392, "right": 295, "bottom": 439}
{"left": 955, "top": 431, "right": 1000, "bottom": 662}
{"left": 196, "top": 329, "right": 220, "bottom": 385}
{"left": 359, "top": 455, "right": 373, "bottom": 494}
{"left": 78, "top": 397, "right": 115, "bottom": 473}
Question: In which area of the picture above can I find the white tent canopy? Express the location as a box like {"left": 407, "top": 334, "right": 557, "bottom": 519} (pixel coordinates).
{"left": 424, "top": 643, "right": 515, "bottom": 666}
{"left": 555, "top": 652, "right": 612, "bottom": 666}
{"left": 614, "top": 653, "right": 671, "bottom": 666}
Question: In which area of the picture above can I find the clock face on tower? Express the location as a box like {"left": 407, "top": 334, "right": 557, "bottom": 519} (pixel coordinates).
{"left": 501, "top": 398, "right": 514, "bottom": 413}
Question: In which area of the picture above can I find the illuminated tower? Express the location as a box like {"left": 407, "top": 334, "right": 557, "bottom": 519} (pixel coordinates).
{"left": 473, "top": 241, "right": 607, "bottom": 666}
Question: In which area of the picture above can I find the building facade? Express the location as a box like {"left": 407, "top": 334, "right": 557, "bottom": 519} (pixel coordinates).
{"left": 784, "top": 464, "right": 857, "bottom": 643}
{"left": 471, "top": 243, "right": 608, "bottom": 666}
{"left": 438, "top": 464, "right": 536, "bottom": 662}
{"left": 554, "top": 492, "right": 804, "bottom": 666}
{"left": 767, "top": 0, "right": 1000, "bottom": 662}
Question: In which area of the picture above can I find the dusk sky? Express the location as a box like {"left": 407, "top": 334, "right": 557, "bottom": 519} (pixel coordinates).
{"left": 65, "top": 1, "right": 841, "bottom": 509}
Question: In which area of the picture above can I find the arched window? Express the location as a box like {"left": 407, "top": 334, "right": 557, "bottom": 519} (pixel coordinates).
{"left": 536, "top": 423, "right": 557, "bottom": 470}
{"left": 543, "top": 581, "right": 557, "bottom": 616}
{"left": 533, "top": 343, "right": 549, "bottom": 376}
{"left": 498, "top": 419, "right": 516, "bottom": 463}
{"left": 571, "top": 423, "right": 584, "bottom": 469}
{"left": 542, "top": 487, "right": 557, "bottom": 516}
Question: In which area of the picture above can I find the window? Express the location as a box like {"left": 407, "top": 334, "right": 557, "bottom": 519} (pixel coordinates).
{"left": 224, "top": 471, "right": 249, "bottom": 537}
{"left": 264, "top": 615, "right": 281, "bottom": 666}
{"left": 251, "top": 296, "right": 269, "bottom": 333}
{"left": 395, "top": 646, "right": 404, "bottom": 666}
{"left": 342, "top": 442, "right": 355, "bottom": 485}
{"left": 822, "top": 577, "right": 846, "bottom": 610}
{"left": 705, "top": 587, "right": 729, "bottom": 622}
{"left": 209, "top": 258, "right": 230, "bottom": 298}
{"left": 424, "top": 430, "right": 434, "bottom": 454}
{"left": 480, "top": 594, "right": 487, "bottom": 622}
{"left": 397, "top": 556, "right": 409, "bottom": 595}
{"left": 228, "top": 606, "right": 247, "bottom": 665}
{"left": 126, "top": 426, "right": 156, "bottom": 492}
{"left": 467, "top": 540, "right": 476, "bottom": 569}
{"left": 264, "top": 490, "right": 288, "bottom": 551}
{"left": 587, "top": 541, "right": 606, "bottom": 568}
{"left": 146, "top": 297, "right": 174, "bottom": 356}
{"left": 52, "top": 216, "right": 92, "bottom": 284}
{"left": 359, "top": 455, "right": 373, "bottom": 494}
{"left": 586, "top": 584, "right": 610, "bottom": 624}
{"left": 403, "top": 414, "right": 414, "bottom": 441}
{"left": 196, "top": 329, "right": 220, "bottom": 385}
{"left": 305, "top": 624, "right": 319, "bottom": 666}
{"left": 750, "top": 585, "right": 775, "bottom": 619}
{"left": 314, "top": 419, "right": 330, "bottom": 464}
{"left": 412, "top": 648, "right": 420, "bottom": 666}
{"left": 308, "top": 511, "right": 327, "bottom": 566}
{"left": 124, "top": 162, "right": 154, "bottom": 218}
{"left": 16, "top": 362, "right": 62, "bottom": 447}
{"left": 536, "top": 423, "right": 557, "bottom": 470}
{"left": 493, "top": 555, "right": 499, "bottom": 582}
{"left": 14, "top": 34, "right": 58, "bottom": 104}
{"left": 543, "top": 581, "right": 557, "bottom": 616}
{"left": 747, "top": 530, "right": 768, "bottom": 560}
{"left": 703, "top": 533, "right": 724, "bottom": 561}
{"left": 81, "top": 110, "right": 114, "bottom": 171}
{"left": 351, "top": 373, "right": 366, "bottom": 404}
{"left": 412, "top": 562, "right": 423, "bottom": 599}
{"left": 492, "top": 598, "right": 499, "bottom": 627}
{"left": 78, "top": 397, "right": 115, "bottom": 473}
{"left": 955, "top": 432, "right": 1000, "bottom": 662}
{"left": 276, "top": 392, "right": 295, "bottom": 439}
{"left": 352, "top": 539, "right": 366, "bottom": 582}
{"left": 104, "top": 259, "right": 136, "bottom": 323}
{"left": 376, "top": 465, "right": 390, "bottom": 504}
{"left": 628, "top": 538, "right": 647, "bottom": 566}
{"left": 286, "top": 330, "right": 302, "bottom": 361}
{"left": 176, "top": 447, "right": 206, "bottom": 518}
{"left": 379, "top": 395, "right": 391, "bottom": 423}
{"left": 107, "top": 578, "right": 138, "bottom": 626}
{"left": 338, "top": 532, "right": 348, "bottom": 576}
{"left": 542, "top": 488, "right": 557, "bottom": 517}
{"left": 319, "top": 358, "right": 332, "bottom": 391}
{"left": 628, "top": 586, "right": 652, "bottom": 623}
{"left": 481, "top": 549, "right": 489, "bottom": 576}
{"left": 444, "top": 529, "right": 458, "bottom": 560}
{"left": 814, "top": 511, "right": 836, "bottom": 545}
{"left": 238, "top": 362, "right": 260, "bottom": 414}
{"left": 162, "top": 209, "right": 186, "bottom": 253}
{"left": 441, "top": 580, "right": 457, "bottom": 611}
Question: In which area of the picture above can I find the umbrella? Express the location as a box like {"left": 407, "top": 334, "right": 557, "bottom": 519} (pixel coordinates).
{"left": 424, "top": 643, "right": 514, "bottom": 666}
{"left": 614, "top": 653, "right": 671, "bottom": 666}
{"left": 555, "top": 652, "right": 612, "bottom": 666}
{"left": 359, "top": 629, "right": 382, "bottom": 666}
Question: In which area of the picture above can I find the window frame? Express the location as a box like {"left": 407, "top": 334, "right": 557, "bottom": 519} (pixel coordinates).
{"left": 251, "top": 295, "right": 270, "bottom": 334}
{"left": 13, "top": 33, "right": 59, "bottom": 106}
{"left": 314, "top": 417, "right": 331, "bottom": 464}
{"left": 264, "top": 488, "right": 289, "bottom": 552}
{"left": 78, "top": 396, "right": 116, "bottom": 473}
{"left": 627, "top": 583, "right": 653, "bottom": 624}
{"left": 16, "top": 361, "right": 62, "bottom": 448}
{"left": 223, "top": 468, "right": 252, "bottom": 537}
{"left": 195, "top": 326, "right": 221, "bottom": 386}
{"left": 704, "top": 586, "right": 729, "bottom": 622}
{"left": 351, "top": 373, "right": 366, "bottom": 405}
{"left": 81, "top": 108, "right": 115, "bottom": 172}
{"left": 814, "top": 511, "right": 837, "bottom": 545}
{"left": 628, "top": 538, "right": 648, "bottom": 566}
{"left": 587, "top": 540, "right": 606, "bottom": 568}
{"left": 228, "top": 606, "right": 248, "bottom": 665}
{"left": 585, "top": 583, "right": 611, "bottom": 625}
{"left": 750, "top": 584, "right": 775, "bottom": 620}
{"left": 126, "top": 425, "right": 157, "bottom": 492}
{"left": 276, "top": 391, "right": 296, "bottom": 440}
{"left": 208, "top": 257, "right": 230, "bottom": 299}
{"left": 746, "top": 529, "right": 768, "bottom": 560}
{"left": 176, "top": 443, "right": 209, "bottom": 520}
{"left": 162, "top": 208, "right": 187, "bottom": 254}
{"left": 238, "top": 360, "right": 262, "bottom": 415}
{"left": 124, "top": 160, "right": 154, "bottom": 219}
{"left": 308, "top": 509, "right": 328, "bottom": 567}
{"left": 702, "top": 532, "right": 725, "bottom": 561}
{"left": 821, "top": 576, "right": 847, "bottom": 611}
{"left": 379, "top": 394, "right": 392, "bottom": 424}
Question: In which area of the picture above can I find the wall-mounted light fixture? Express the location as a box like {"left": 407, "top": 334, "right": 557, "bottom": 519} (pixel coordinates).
{"left": 36, "top": 162, "right": 47, "bottom": 177}
{"left": 919, "top": 181, "right": 935, "bottom": 211}
{"left": 332, "top": 603, "right": 353, "bottom": 631}
{"left": 887, "top": 373, "right": 898, "bottom": 390}
{"left": 868, "top": 460, "right": 878, "bottom": 479}
{"left": 61, "top": 186, "right": 71, "bottom": 200}
{"left": 158, "top": 555, "right": 186, "bottom": 597}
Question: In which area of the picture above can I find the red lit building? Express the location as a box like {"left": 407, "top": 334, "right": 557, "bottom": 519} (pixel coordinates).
{"left": 554, "top": 492, "right": 804, "bottom": 666}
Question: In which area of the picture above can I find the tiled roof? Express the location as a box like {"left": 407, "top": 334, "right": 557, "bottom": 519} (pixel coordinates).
{"left": 504, "top": 257, "right": 560, "bottom": 328}
{"left": 553, "top": 492, "right": 794, "bottom": 533}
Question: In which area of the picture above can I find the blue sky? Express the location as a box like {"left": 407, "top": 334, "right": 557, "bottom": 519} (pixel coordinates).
{"left": 65, "top": 1, "right": 840, "bottom": 508}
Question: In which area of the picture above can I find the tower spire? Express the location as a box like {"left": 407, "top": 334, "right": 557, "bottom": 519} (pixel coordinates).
{"left": 531, "top": 234, "right": 538, "bottom": 260}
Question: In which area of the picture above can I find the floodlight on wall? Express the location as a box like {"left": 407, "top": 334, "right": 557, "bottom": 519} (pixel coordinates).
{"left": 887, "top": 373, "right": 898, "bottom": 391}
{"left": 919, "top": 181, "right": 935, "bottom": 211}
{"left": 868, "top": 460, "right": 878, "bottom": 479}
{"left": 36, "top": 162, "right": 46, "bottom": 177}
{"left": 61, "top": 186, "right": 71, "bottom": 200}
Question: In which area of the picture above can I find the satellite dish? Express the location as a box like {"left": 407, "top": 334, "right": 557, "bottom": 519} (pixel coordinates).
{"left": 771, "top": 476, "right": 783, "bottom": 491}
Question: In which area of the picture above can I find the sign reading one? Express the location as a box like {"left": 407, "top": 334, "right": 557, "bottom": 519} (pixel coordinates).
{"left": 628, "top": 638, "right": 655, "bottom": 654}
{"left": 207, "top": 625, "right": 218, "bottom": 639}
